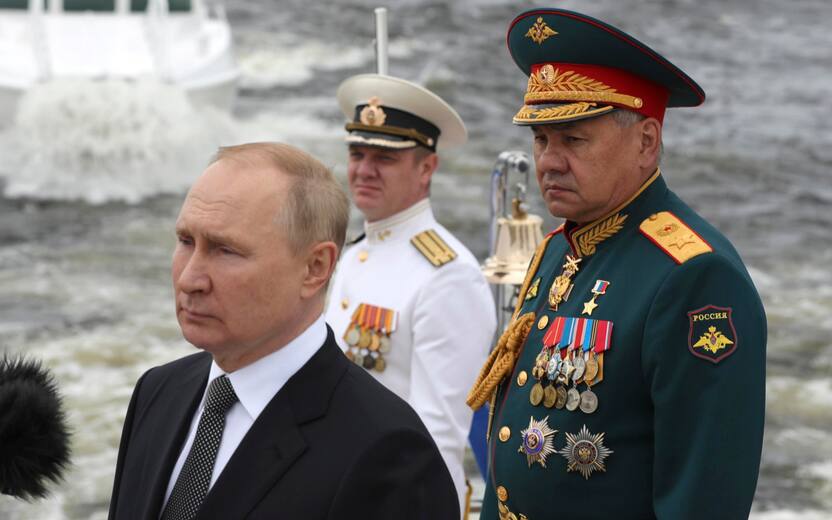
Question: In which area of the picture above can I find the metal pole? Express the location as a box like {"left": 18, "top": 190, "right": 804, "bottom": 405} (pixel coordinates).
{"left": 374, "top": 7, "right": 389, "bottom": 75}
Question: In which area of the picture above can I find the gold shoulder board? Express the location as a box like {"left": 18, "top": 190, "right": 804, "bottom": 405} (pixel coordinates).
{"left": 639, "top": 211, "right": 712, "bottom": 264}
{"left": 410, "top": 229, "right": 457, "bottom": 267}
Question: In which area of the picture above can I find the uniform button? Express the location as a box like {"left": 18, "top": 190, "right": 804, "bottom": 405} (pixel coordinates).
{"left": 517, "top": 371, "right": 528, "bottom": 387}
{"left": 496, "top": 485, "right": 508, "bottom": 502}
{"left": 537, "top": 315, "right": 549, "bottom": 330}
{"left": 341, "top": 299, "right": 349, "bottom": 309}
{"left": 649, "top": 213, "right": 658, "bottom": 221}
{"left": 498, "top": 426, "right": 511, "bottom": 442}
{"left": 358, "top": 251, "right": 369, "bottom": 262}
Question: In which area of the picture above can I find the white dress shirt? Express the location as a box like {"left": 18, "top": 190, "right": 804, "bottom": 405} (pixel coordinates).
{"left": 162, "top": 314, "right": 327, "bottom": 508}
{"left": 325, "top": 199, "right": 496, "bottom": 513}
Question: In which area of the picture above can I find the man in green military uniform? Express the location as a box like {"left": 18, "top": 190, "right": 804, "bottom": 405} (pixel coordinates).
{"left": 468, "top": 8, "right": 766, "bottom": 519}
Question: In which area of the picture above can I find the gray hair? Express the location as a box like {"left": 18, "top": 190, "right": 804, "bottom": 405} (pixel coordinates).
{"left": 211, "top": 142, "right": 349, "bottom": 255}
{"left": 611, "top": 108, "right": 646, "bottom": 127}
{"left": 611, "top": 109, "right": 663, "bottom": 163}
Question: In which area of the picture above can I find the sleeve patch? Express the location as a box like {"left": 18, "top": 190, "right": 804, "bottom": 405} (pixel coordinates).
{"left": 639, "top": 211, "right": 712, "bottom": 264}
{"left": 410, "top": 229, "right": 457, "bottom": 267}
{"left": 687, "top": 305, "right": 737, "bottom": 363}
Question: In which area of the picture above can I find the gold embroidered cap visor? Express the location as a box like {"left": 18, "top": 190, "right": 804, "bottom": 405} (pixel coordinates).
{"left": 337, "top": 74, "right": 467, "bottom": 151}
{"left": 507, "top": 8, "right": 705, "bottom": 125}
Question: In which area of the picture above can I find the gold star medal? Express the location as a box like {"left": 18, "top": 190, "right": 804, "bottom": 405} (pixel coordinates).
{"left": 518, "top": 415, "right": 558, "bottom": 468}
{"left": 559, "top": 425, "right": 613, "bottom": 479}
{"left": 582, "top": 280, "right": 610, "bottom": 316}
{"left": 549, "top": 255, "right": 581, "bottom": 310}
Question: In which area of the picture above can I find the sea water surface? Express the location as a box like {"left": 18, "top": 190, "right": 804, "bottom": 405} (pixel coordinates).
{"left": 0, "top": 0, "right": 830, "bottom": 518}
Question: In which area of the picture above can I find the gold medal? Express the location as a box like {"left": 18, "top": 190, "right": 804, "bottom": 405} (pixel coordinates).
{"left": 543, "top": 385, "right": 557, "bottom": 408}
{"left": 584, "top": 353, "right": 599, "bottom": 381}
{"left": 374, "top": 356, "right": 386, "bottom": 372}
{"left": 358, "top": 329, "right": 371, "bottom": 349}
{"left": 353, "top": 353, "right": 364, "bottom": 366}
{"left": 582, "top": 280, "right": 610, "bottom": 316}
{"left": 369, "top": 332, "right": 380, "bottom": 351}
{"left": 555, "top": 385, "right": 568, "bottom": 409}
{"left": 548, "top": 255, "right": 581, "bottom": 310}
{"left": 529, "top": 382, "right": 544, "bottom": 406}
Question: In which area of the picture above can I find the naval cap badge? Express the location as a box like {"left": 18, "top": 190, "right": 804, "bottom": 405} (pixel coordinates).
{"left": 359, "top": 96, "right": 387, "bottom": 126}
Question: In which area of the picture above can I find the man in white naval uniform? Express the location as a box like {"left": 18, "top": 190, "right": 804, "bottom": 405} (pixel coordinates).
{"left": 325, "top": 74, "right": 497, "bottom": 514}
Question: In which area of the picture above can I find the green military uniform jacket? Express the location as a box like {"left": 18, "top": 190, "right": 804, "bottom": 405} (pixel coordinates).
{"left": 481, "top": 171, "right": 766, "bottom": 520}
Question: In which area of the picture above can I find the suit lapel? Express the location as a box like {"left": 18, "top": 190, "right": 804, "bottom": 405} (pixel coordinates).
{"left": 139, "top": 356, "right": 210, "bottom": 520}
{"left": 197, "top": 330, "right": 349, "bottom": 518}
{"left": 198, "top": 390, "right": 306, "bottom": 518}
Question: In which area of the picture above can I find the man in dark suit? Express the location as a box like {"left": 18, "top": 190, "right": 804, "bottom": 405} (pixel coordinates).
{"left": 108, "top": 142, "right": 459, "bottom": 520}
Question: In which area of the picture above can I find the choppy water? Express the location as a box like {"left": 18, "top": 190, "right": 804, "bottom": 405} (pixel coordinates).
{"left": 0, "top": 0, "right": 830, "bottom": 518}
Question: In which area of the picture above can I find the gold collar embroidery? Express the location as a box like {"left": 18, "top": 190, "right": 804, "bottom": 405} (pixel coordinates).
{"left": 566, "top": 169, "right": 661, "bottom": 257}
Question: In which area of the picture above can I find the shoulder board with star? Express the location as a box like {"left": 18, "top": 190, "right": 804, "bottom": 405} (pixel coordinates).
{"left": 639, "top": 211, "right": 712, "bottom": 264}
{"left": 410, "top": 229, "right": 457, "bottom": 267}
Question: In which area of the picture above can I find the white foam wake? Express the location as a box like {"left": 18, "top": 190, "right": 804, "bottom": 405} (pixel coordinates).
{"left": 0, "top": 78, "right": 234, "bottom": 204}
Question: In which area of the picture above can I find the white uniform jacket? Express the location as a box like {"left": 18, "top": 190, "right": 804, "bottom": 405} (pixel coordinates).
{"left": 325, "top": 198, "right": 497, "bottom": 512}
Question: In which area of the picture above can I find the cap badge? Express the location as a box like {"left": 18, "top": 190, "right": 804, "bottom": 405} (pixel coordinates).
{"left": 359, "top": 96, "right": 387, "bottom": 126}
{"left": 528, "top": 67, "right": 615, "bottom": 99}
{"left": 525, "top": 16, "right": 558, "bottom": 45}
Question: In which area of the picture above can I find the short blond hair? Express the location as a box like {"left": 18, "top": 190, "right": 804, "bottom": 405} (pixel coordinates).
{"left": 211, "top": 142, "right": 349, "bottom": 255}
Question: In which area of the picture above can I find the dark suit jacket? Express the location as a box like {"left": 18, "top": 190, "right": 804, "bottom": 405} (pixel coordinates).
{"left": 108, "top": 329, "right": 459, "bottom": 520}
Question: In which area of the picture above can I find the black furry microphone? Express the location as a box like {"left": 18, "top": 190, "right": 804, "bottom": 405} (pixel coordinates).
{"left": 0, "top": 355, "right": 71, "bottom": 500}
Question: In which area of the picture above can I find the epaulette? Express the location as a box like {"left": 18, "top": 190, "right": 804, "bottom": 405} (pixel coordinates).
{"left": 639, "top": 211, "right": 712, "bottom": 264}
{"left": 346, "top": 233, "right": 366, "bottom": 246}
{"left": 410, "top": 229, "right": 457, "bottom": 267}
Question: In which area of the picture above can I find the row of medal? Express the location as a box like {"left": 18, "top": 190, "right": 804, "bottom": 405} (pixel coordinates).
{"left": 528, "top": 316, "right": 613, "bottom": 414}
{"left": 343, "top": 303, "right": 398, "bottom": 373}
{"left": 529, "top": 349, "right": 604, "bottom": 413}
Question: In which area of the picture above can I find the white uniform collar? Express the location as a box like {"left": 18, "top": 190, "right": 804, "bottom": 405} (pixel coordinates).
{"left": 205, "top": 314, "right": 327, "bottom": 421}
{"left": 364, "top": 198, "right": 433, "bottom": 245}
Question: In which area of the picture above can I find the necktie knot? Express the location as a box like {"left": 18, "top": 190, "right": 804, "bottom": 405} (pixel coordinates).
{"left": 204, "top": 375, "right": 237, "bottom": 415}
